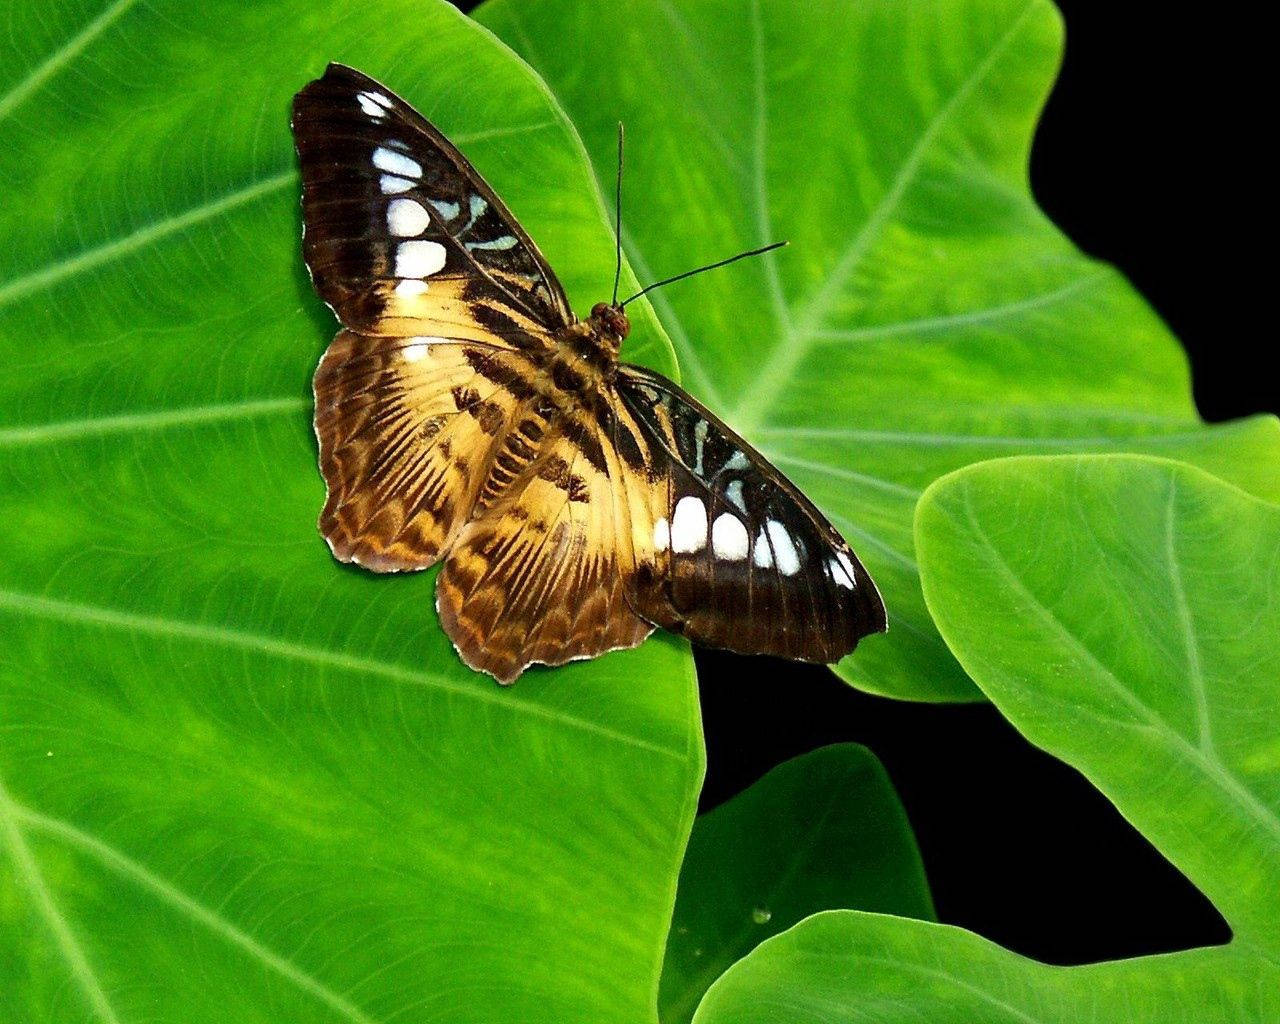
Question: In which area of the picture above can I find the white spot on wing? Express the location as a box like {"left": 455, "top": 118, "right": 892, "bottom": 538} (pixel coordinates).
{"left": 373, "top": 146, "right": 422, "bottom": 178}
{"left": 402, "top": 337, "right": 432, "bottom": 362}
{"left": 725, "top": 480, "right": 747, "bottom": 512}
{"left": 395, "top": 279, "right": 428, "bottom": 298}
{"left": 387, "top": 198, "right": 430, "bottom": 237}
{"left": 726, "top": 450, "right": 750, "bottom": 471}
{"left": 395, "top": 239, "right": 447, "bottom": 279}
{"left": 765, "top": 520, "right": 802, "bottom": 576}
{"left": 360, "top": 90, "right": 393, "bottom": 111}
{"left": 832, "top": 551, "right": 857, "bottom": 590}
{"left": 653, "top": 517, "right": 670, "bottom": 552}
{"left": 465, "top": 235, "right": 519, "bottom": 252}
{"left": 692, "top": 419, "right": 709, "bottom": 476}
{"left": 712, "top": 514, "right": 749, "bottom": 560}
{"left": 357, "top": 93, "right": 387, "bottom": 118}
{"left": 467, "top": 194, "right": 488, "bottom": 226}
{"left": 752, "top": 529, "right": 773, "bottom": 568}
{"left": 379, "top": 174, "right": 415, "bottom": 195}
{"left": 670, "top": 496, "right": 707, "bottom": 554}
{"left": 430, "top": 199, "right": 461, "bottom": 221}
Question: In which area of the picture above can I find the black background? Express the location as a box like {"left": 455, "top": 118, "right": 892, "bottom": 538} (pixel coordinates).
{"left": 454, "top": 1, "right": 1272, "bottom": 965}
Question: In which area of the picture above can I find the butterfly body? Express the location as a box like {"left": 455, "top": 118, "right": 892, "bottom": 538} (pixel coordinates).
{"left": 293, "top": 64, "right": 886, "bottom": 684}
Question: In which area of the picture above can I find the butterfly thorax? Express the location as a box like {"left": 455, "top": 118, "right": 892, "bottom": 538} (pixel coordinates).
{"left": 551, "top": 302, "right": 629, "bottom": 389}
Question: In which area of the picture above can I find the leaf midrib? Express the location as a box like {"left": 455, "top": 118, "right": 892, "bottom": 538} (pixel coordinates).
{"left": 726, "top": 1, "right": 1042, "bottom": 436}
{"left": 958, "top": 485, "right": 1280, "bottom": 851}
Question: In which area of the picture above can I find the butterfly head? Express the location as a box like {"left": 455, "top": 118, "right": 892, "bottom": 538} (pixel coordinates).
{"left": 589, "top": 302, "right": 630, "bottom": 347}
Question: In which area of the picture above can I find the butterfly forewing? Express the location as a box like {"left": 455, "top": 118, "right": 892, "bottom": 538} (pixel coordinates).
{"left": 292, "top": 63, "right": 571, "bottom": 341}
{"left": 616, "top": 364, "right": 887, "bottom": 663}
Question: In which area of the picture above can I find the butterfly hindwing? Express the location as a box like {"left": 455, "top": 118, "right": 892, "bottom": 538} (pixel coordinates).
{"left": 616, "top": 364, "right": 887, "bottom": 663}
{"left": 292, "top": 63, "right": 571, "bottom": 342}
{"left": 313, "top": 331, "right": 541, "bottom": 571}
{"left": 435, "top": 405, "right": 654, "bottom": 683}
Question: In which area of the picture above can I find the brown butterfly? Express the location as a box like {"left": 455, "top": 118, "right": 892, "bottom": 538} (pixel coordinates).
{"left": 291, "top": 64, "right": 886, "bottom": 684}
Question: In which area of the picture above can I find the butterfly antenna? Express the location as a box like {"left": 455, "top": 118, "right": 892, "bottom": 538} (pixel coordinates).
{"left": 620, "top": 240, "right": 788, "bottom": 308}
{"left": 611, "top": 122, "right": 625, "bottom": 307}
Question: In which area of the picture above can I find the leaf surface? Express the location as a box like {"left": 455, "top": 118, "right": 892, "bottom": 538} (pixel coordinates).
{"left": 659, "top": 745, "right": 934, "bottom": 1023}
{"left": 0, "top": 2, "right": 698, "bottom": 1022}
{"left": 479, "top": 0, "right": 1280, "bottom": 700}
{"left": 692, "top": 455, "right": 1280, "bottom": 1021}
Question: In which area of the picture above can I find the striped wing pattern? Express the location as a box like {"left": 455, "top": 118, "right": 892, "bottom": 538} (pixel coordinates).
{"left": 312, "top": 331, "right": 538, "bottom": 572}
{"left": 293, "top": 64, "right": 887, "bottom": 684}
{"left": 435, "top": 415, "right": 655, "bottom": 683}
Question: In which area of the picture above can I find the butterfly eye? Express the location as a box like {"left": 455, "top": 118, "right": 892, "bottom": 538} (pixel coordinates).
{"left": 589, "top": 302, "right": 630, "bottom": 341}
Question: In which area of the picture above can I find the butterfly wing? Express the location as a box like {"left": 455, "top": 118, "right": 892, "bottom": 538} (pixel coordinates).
{"left": 615, "top": 363, "right": 887, "bottom": 663}
{"left": 294, "top": 64, "right": 572, "bottom": 571}
{"left": 294, "top": 63, "right": 884, "bottom": 678}
{"left": 292, "top": 62, "right": 571, "bottom": 342}
{"left": 313, "top": 331, "right": 548, "bottom": 571}
{"left": 435, "top": 404, "right": 655, "bottom": 684}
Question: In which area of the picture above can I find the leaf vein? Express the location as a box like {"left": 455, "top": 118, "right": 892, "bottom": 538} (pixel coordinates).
{"left": 0, "top": 588, "right": 684, "bottom": 759}
{"left": 0, "top": 0, "right": 140, "bottom": 123}
{"left": 962, "top": 490, "right": 1280, "bottom": 847}
{"left": 729, "top": 1, "right": 1041, "bottom": 434}
{"left": 0, "top": 396, "right": 307, "bottom": 447}
{"left": 809, "top": 271, "right": 1111, "bottom": 345}
{"left": 1164, "top": 476, "right": 1215, "bottom": 755}
{"left": 12, "top": 801, "right": 381, "bottom": 1024}
{"left": 0, "top": 775, "right": 123, "bottom": 1024}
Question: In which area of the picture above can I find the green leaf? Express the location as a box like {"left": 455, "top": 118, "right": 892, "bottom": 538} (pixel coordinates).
{"left": 659, "top": 745, "right": 934, "bottom": 1024}
{"left": 695, "top": 913, "right": 1278, "bottom": 1023}
{"left": 478, "top": 0, "right": 1280, "bottom": 701}
{"left": 691, "top": 455, "right": 1280, "bottom": 1021}
{"left": 919, "top": 455, "right": 1280, "bottom": 953}
{"left": 0, "top": 2, "right": 700, "bottom": 1022}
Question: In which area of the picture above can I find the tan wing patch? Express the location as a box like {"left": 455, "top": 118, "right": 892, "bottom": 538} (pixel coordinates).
{"left": 366, "top": 273, "right": 552, "bottom": 352}
{"left": 313, "top": 330, "right": 538, "bottom": 572}
{"left": 435, "top": 410, "right": 657, "bottom": 684}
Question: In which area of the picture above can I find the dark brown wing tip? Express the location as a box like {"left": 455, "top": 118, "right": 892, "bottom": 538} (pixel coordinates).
{"left": 292, "top": 64, "right": 384, "bottom": 125}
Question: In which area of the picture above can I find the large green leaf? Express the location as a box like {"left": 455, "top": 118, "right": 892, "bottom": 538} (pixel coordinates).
{"left": 479, "top": 0, "right": 1280, "bottom": 701}
{"left": 659, "top": 744, "right": 933, "bottom": 1024}
{"left": 692, "top": 455, "right": 1280, "bottom": 1021}
{"left": 0, "top": 2, "right": 701, "bottom": 1021}
{"left": 694, "top": 913, "right": 1277, "bottom": 1023}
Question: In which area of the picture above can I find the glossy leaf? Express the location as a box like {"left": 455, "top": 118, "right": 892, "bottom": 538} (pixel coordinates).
{"left": 659, "top": 744, "right": 934, "bottom": 1023}
{"left": 692, "top": 455, "right": 1280, "bottom": 1021}
{"left": 0, "top": 2, "right": 699, "bottom": 1022}
{"left": 695, "top": 913, "right": 1278, "bottom": 1024}
{"left": 479, "top": 0, "right": 1280, "bottom": 700}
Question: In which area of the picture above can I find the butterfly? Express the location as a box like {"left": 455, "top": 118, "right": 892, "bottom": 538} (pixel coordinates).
{"left": 291, "top": 63, "right": 886, "bottom": 684}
